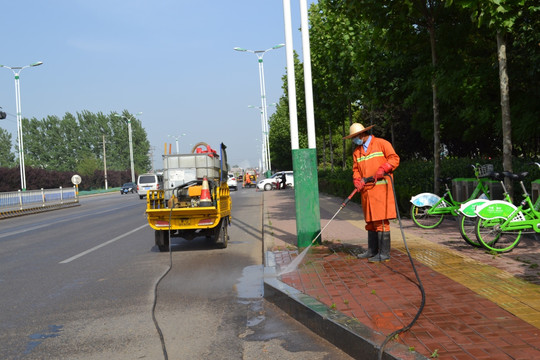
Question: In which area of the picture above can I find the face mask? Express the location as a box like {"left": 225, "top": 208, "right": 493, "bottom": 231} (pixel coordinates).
{"left": 352, "top": 137, "right": 364, "bottom": 146}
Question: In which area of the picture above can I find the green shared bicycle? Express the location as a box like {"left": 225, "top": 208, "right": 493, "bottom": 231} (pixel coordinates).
{"left": 474, "top": 163, "right": 540, "bottom": 253}
{"left": 457, "top": 171, "right": 512, "bottom": 248}
{"left": 410, "top": 164, "right": 493, "bottom": 232}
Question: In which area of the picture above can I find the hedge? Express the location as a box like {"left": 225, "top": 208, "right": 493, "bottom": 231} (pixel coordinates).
{"left": 318, "top": 157, "right": 540, "bottom": 215}
{"left": 0, "top": 167, "right": 132, "bottom": 192}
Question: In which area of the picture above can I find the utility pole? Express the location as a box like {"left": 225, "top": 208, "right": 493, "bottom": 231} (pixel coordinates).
{"left": 148, "top": 146, "right": 156, "bottom": 172}
{"left": 102, "top": 134, "right": 108, "bottom": 189}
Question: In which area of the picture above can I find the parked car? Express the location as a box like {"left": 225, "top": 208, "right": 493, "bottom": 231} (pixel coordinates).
{"left": 120, "top": 182, "right": 136, "bottom": 194}
{"left": 227, "top": 173, "right": 238, "bottom": 191}
{"left": 256, "top": 171, "right": 294, "bottom": 191}
{"left": 137, "top": 173, "right": 163, "bottom": 199}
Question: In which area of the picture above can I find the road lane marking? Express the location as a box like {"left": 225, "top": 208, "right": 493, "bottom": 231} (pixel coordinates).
{"left": 59, "top": 224, "right": 148, "bottom": 264}
{"left": 0, "top": 204, "right": 137, "bottom": 240}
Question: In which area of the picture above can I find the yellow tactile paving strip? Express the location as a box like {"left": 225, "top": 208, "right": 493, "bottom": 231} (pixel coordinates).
{"left": 341, "top": 215, "right": 540, "bottom": 328}
{"left": 388, "top": 227, "right": 540, "bottom": 329}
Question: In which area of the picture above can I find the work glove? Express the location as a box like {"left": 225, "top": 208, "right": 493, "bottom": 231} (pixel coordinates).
{"left": 375, "top": 162, "right": 393, "bottom": 181}
{"left": 354, "top": 178, "right": 365, "bottom": 191}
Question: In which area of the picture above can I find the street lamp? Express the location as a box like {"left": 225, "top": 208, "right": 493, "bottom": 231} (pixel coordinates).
{"left": 248, "top": 103, "right": 276, "bottom": 176}
{"left": 168, "top": 133, "right": 187, "bottom": 154}
{"left": 234, "top": 44, "right": 284, "bottom": 176}
{"left": 113, "top": 112, "right": 142, "bottom": 183}
{"left": 1, "top": 61, "right": 43, "bottom": 190}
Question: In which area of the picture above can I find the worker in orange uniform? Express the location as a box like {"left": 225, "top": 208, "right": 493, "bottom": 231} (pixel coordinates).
{"left": 344, "top": 123, "right": 400, "bottom": 262}
{"left": 245, "top": 173, "right": 252, "bottom": 188}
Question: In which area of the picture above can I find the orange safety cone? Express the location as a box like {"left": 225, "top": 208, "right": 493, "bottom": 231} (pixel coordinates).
{"left": 200, "top": 176, "right": 212, "bottom": 207}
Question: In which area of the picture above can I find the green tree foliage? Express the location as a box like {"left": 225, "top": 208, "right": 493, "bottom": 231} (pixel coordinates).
{"left": 21, "top": 110, "right": 151, "bottom": 175}
{"left": 268, "top": 0, "right": 538, "bottom": 179}
{"left": 449, "top": 0, "right": 540, "bottom": 197}
{"left": 76, "top": 155, "right": 100, "bottom": 177}
{"left": 0, "top": 128, "right": 15, "bottom": 167}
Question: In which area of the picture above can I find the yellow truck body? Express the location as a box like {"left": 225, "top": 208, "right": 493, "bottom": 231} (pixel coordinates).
{"left": 146, "top": 143, "right": 231, "bottom": 251}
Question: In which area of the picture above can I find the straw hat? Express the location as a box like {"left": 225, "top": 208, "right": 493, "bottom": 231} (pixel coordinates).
{"left": 343, "top": 123, "right": 375, "bottom": 139}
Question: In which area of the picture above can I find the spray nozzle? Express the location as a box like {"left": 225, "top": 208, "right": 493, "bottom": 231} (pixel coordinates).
{"left": 364, "top": 176, "right": 375, "bottom": 183}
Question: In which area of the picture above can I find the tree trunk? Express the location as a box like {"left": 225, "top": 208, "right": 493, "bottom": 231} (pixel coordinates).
{"left": 342, "top": 120, "right": 346, "bottom": 170}
{"left": 497, "top": 30, "right": 513, "bottom": 199}
{"left": 390, "top": 122, "right": 395, "bottom": 148}
{"left": 322, "top": 131, "right": 327, "bottom": 170}
{"left": 344, "top": 102, "right": 353, "bottom": 170}
{"left": 429, "top": 24, "right": 441, "bottom": 194}
{"left": 329, "top": 124, "right": 334, "bottom": 171}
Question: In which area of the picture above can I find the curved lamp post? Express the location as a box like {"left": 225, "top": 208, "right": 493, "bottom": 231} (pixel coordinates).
{"left": 168, "top": 133, "right": 187, "bottom": 154}
{"left": 113, "top": 112, "right": 142, "bottom": 183}
{"left": 248, "top": 103, "right": 276, "bottom": 175}
{"left": 234, "top": 44, "right": 284, "bottom": 176}
{"left": 1, "top": 61, "right": 43, "bottom": 190}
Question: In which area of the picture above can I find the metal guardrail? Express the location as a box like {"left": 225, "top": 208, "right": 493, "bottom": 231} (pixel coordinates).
{"left": 0, "top": 186, "right": 79, "bottom": 218}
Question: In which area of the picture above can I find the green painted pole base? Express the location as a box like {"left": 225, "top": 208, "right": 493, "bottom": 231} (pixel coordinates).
{"left": 292, "top": 148, "right": 321, "bottom": 248}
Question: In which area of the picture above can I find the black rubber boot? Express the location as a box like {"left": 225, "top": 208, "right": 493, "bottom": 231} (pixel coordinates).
{"left": 357, "top": 231, "right": 378, "bottom": 259}
{"left": 369, "top": 232, "right": 391, "bottom": 262}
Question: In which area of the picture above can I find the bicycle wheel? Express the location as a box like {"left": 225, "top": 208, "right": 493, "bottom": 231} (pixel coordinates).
{"left": 410, "top": 204, "right": 444, "bottom": 229}
{"left": 475, "top": 217, "right": 522, "bottom": 253}
{"left": 458, "top": 214, "right": 482, "bottom": 247}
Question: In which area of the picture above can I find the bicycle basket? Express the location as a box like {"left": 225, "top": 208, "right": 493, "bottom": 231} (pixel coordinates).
{"left": 478, "top": 164, "right": 494, "bottom": 178}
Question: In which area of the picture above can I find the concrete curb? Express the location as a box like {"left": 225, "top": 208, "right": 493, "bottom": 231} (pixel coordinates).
{"left": 0, "top": 202, "right": 80, "bottom": 219}
{"left": 263, "top": 251, "right": 428, "bottom": 360}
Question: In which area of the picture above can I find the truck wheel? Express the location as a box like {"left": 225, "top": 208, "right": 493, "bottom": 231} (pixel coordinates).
{"left": 215, "top": 218, "right": 229, "bottom": 249}
{"left": 155, "top": 230, "right": 170, "bottom": 252}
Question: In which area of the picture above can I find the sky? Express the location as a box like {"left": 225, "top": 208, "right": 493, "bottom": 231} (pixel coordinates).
{"left": 0, "top": 0, "right": 314, "bottom": 172}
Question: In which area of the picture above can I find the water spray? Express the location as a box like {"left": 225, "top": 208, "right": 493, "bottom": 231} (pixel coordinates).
{"left": 278, "top": 177, "right": 372, "bottom": 275}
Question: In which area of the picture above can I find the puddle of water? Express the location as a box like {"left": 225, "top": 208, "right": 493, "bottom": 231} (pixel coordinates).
{"left": 236, "top": 265, "right": 264, "bottom": 299}
{"left": 236, "top": 265, "right": 265, "bottom": 327}
{"left": 247, "top": 300, "right": 265, "bottom": 327}
{"left": 24, "top": 325, "right": 63, "bottom": 355}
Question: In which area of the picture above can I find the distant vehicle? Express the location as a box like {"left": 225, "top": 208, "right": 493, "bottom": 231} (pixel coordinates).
{"left": 137, "top": 173, "right": 163, "bottom": 199}
{"left": 227, "top": 173, "right": 238, "bottom": 191}
{"left": 243, "top": 168, "right": 258, "bottom": 188}
{"left": 120, "top": 182, "right": 136, "bottom": 194}
{"left": 256, "top": 171, "right": 294, "bottom": 191}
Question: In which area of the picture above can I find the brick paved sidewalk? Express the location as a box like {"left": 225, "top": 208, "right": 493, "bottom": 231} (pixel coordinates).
{"left": 263, "top": 189, "right": 540, "bottom": 360}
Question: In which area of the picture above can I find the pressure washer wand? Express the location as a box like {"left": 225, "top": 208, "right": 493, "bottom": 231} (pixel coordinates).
{"left": 307, "top": 189, "right": 356, "bottom": 246}
{"left": 308, "top": 177, "right": 374, "bottom": 246}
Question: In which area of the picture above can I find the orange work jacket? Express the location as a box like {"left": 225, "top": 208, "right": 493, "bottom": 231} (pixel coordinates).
{"left": 352, "top": 136, "right": 400, "bottom": 222}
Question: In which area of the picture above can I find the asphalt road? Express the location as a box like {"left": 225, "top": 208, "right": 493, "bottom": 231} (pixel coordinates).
{"left": 0, "top": 188, "right": 351, "bottom": 360}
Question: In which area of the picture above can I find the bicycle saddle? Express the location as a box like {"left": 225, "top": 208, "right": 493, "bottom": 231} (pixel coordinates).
{"left": 489, "top": 172, "right": 505, "bottom": 181}
{"left": 503, "top": 171, "right": 529, "bottom": 181}
{"left": 437, "top": 177, "right": 453, "bottom": 184}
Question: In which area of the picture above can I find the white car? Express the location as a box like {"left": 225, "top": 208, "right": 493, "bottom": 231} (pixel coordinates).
{"left": 256, "top": 171, "right": 294, "bottom": 191}
{"left": 137, "top": 173, "right": 163, "bottom": 199}
{"left": 227, "top": 173, "right": 238, "bottom": 191}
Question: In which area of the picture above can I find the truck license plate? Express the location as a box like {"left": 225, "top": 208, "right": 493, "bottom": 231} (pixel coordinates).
{"left": 179, "top": 218, "right": 190, "bottom": 226}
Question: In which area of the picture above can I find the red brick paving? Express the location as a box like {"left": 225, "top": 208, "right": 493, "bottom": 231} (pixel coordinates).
{"left": 265, "top": 190, "right": 540, "bottom": 359}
